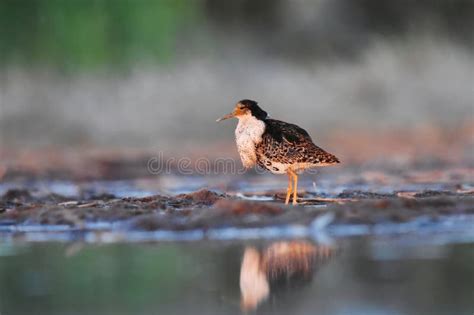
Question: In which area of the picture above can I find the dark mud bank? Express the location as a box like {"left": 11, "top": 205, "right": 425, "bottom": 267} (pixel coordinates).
{"left": 1, "top": 188, "right": 473, "bottom": 238}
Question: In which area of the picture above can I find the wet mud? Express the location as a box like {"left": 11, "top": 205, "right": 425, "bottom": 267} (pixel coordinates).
{"left": 1, "top": 186, "right": 472, "bottom": 234}
{"left": 1, "top": 129, "right": 472, "bottom": 240}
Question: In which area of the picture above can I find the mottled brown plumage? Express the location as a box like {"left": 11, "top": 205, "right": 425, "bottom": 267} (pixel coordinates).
{"left": 256, "top": 119, "right": 340, "bottom": 174}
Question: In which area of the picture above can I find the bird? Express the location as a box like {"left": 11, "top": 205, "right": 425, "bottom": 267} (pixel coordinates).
{"left": 217, "top": 99, "right": 340, "bottom": 205}
{"left": 239, "top": 241, "right": 335, "bottom": 311}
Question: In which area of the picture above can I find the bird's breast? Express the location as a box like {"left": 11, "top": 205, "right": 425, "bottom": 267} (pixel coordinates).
{"left": 235, "top": 117, "right": 266, "bottom": 168}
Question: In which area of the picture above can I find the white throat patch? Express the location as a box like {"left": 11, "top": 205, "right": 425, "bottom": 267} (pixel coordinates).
{"left": 235, "top": 114, "right": 266, "bottom": 168}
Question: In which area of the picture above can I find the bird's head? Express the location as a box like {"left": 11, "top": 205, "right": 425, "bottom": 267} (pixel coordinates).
{"left": 216, "top": 99, "right": 268, "bottom": 122}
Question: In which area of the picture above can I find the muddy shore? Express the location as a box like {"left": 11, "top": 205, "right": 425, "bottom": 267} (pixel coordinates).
{"left": 1, "top": 127, "right": 473, "bottom": 240}
{"left": 1, "top": 185, "right": 472, "bottom": 235}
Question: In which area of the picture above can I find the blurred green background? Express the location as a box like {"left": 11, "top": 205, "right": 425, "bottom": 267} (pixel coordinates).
{"left": 0, "top": 0, "right": 473, "bottom": 149}
{"left": 0, "top": 0, "right": 198, "bottom": 70}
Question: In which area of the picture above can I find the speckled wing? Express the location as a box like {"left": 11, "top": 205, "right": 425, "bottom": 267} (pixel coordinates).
{"left": 257, "top": 119, "right": 340, "bottom": 166}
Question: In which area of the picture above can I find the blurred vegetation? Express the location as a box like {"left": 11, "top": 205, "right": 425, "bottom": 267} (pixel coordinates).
{"left": 0, "top": 0, "right": 199, "bottom": 71}
{"left": 0, "top": 0, "right": 472, "bottom": 71}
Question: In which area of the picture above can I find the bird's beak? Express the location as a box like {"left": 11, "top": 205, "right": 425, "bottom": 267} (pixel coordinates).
{"left": 216, "top": 112, "right": 235, "bottom": 122}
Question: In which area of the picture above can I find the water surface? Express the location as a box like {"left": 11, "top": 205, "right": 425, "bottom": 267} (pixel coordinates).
{"left": 0, "top": 238, "right": 472, "bottom": 315}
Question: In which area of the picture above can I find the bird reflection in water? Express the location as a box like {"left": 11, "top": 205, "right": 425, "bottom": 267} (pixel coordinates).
{"left": 239, "top": 241, "right": 335, "bottom": 312}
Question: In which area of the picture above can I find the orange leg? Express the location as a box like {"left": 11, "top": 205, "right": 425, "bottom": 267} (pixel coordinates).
{"left": 288, "top": 169, "right": 298, "bottom": 205}
{"left": 285, "top": 171, "right": 293, "bottom": 205}
{"left": 292, "top": 172, "right": 298, "bottom": 205}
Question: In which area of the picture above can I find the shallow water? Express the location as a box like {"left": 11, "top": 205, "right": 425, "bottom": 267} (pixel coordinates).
{"left": 0, "top": 238, "right": 473, "bottom": 315}
{"left": 0, "top": 169, "right": 470, "bottom": 198}
{"left": 1, "top": 172, "right": 473, "bottom": 315}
